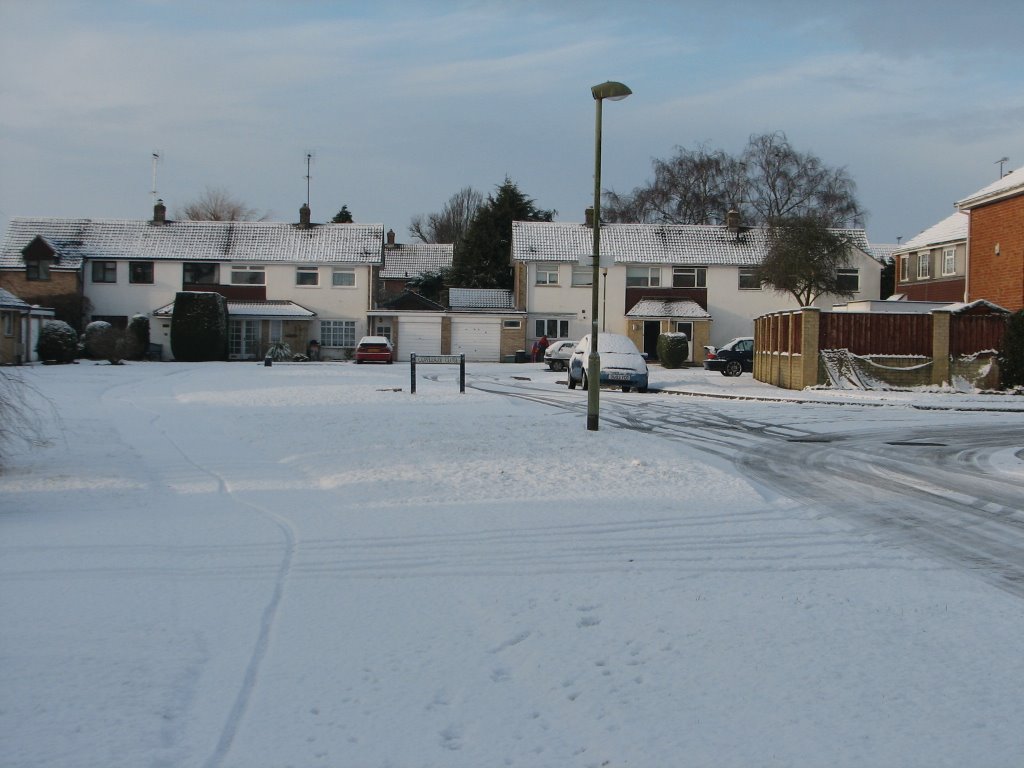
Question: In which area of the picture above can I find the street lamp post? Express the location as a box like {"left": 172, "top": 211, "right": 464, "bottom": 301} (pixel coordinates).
{"left": 587, "top": 80, "right": 631, "bottom": 431}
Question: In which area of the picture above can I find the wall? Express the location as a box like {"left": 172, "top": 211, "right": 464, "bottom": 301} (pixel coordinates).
{"left": 968, "top": 195, "right": 1024, "bottom": 311}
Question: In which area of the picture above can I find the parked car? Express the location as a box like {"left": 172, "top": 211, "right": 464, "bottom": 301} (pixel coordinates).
{"left": 566, "top": 333, "right": 648, "bottom": 392}
{"left": 354, "top": 336, "right": 393, "bottom": 364}
{"left": 703, "top": 336, "right": 754, "bottom": 376}
{"left": 543, "top": 339, "right": 577, "bottom": 371}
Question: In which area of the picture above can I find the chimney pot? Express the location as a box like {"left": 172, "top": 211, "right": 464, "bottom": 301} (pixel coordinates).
{"left": 726, "top": 209, "right": 740, "bottom": 231}
{"left": 387, "top": 229, "right": 396, "bottom": 246}
{"left": 153, "top": 199, "right": 166, "bottom": 225}
{"left": 299, "top": 203, "right": 311, "bottom": 227}
{"left": 585, "top": 207, "right": 595, "bottom": 228}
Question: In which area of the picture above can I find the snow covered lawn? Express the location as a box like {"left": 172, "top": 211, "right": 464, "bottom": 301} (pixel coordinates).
{"left": 2, "top": 361, "right": 1022, "bottom": 768}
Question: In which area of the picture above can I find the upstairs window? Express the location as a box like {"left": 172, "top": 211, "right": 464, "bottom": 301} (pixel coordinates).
{"left": 332, "top": 268, "right": 355, "bottom": 287}
{"left": 129, "top": 261, "right": 154, "bottom": 284}
{"left": 232, "top": 265, "right": 265, "bottom": 285}
{"left": 25, "top": 259, "right": 51, "bottom": 281}
{"left": 535, "top": 264, "right": 559, "bottom": 285}
{"left": 184, "top": 262, "right": 218, "bottom": 284}
{"left": 92, "top": 261, "right": 117, "bottom": 284}
{"left": 296, "top": 266, "right": 319, "bottom": 286}
{"left": 942, "top": 247, "right": 956, "bottom": 276}
{"left": 836, "top": 268, "right": 860, "bottom": 293}
{"left": 899, "top": 254, "right": 909, "bottom": 282}
{"left": 738, "top": 269, "right": 761, "bottom": 290}
{"left": 917, "top": 251, "right": 931, "bottom": 279}
{"left": 571, "top": 267, "right": 593, "bottom": 287}
{"left": 672, "top": 266, "right": 706, "bottom": 288}
{"left": 626, "top": 266, "right": 660, "bottom": 287}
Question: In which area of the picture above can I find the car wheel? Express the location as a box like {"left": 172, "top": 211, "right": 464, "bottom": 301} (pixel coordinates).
{"left": 567, "top": 375, "right": 577, "bottom": 390}
{"left": 552, "top": 360, "right": 564, "bottom": 372}
{"left": 356, "top": 359, "right": 363, "bottom": 364}
{"left": 638, "top": 385, "right": 648, "bottom": 393}
{"left": 581, "top": 373, "right": 589, "bottom": 391}
{"left": 386, "top": 359, "right": 393, "bottom": 364}
{"left": 621, "top": 385, "right": 630, "bottom": 392}
{"left": 724, "top": 360, "right": 742, "bottom": 377}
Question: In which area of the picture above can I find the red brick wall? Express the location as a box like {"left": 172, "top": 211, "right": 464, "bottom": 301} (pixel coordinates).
{"left": 897, "top": 278, "right": 966, "bottom": 303}
{"left": 968, "top": 195, "right": 1024, "bottom": 311}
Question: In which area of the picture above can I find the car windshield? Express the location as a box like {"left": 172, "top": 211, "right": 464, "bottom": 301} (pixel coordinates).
{"left": 596, "top": 335, "right": 639, "bottom": 354}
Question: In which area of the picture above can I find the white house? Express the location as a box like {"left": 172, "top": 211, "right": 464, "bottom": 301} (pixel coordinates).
{"left": 1, "top": 203, "right": 385, "bottom": 360}
{"left": 512, "top": 217, "right": 882, "bottom": 360}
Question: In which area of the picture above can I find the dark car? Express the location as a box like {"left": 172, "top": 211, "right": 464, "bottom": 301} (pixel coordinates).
{"left": 703, "top": 336, "right": 753, "bottom": 376}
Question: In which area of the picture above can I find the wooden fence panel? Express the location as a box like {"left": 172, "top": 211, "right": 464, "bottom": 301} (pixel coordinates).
{"left": 950, "top": 314, "right": 1006, "bottom": 356}
{"left": 819, "top": 313, "right": 933, "bottom": 356}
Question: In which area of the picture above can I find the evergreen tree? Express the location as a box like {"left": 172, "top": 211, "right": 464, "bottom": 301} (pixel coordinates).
{"left": 450, "top": 179, "right": 554, "bottom": 290}
{"left": 999, "top": 310, "right": 1024, "bottom": 388}
{"left": 332, "top": 206, "right": 354, "bottom": 223}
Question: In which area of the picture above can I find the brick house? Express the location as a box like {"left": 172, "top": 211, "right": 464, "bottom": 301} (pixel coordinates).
{"left": 379, "top": 229, "right": 453, "bottom": 299}
{"left": 957, "top": 165, "right": 1024, "bottom": 311}
{"left": 890, "top": 211, "right": 968, "bottom": 303}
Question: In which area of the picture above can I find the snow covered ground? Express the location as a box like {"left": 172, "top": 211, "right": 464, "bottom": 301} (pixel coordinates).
{"left": 1, "top": 360, "right": 1023, "bottom": 768}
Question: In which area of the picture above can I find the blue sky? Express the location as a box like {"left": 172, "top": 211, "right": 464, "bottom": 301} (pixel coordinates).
{"left": 1, "top": 0, "right": 1021, "bottom": 246}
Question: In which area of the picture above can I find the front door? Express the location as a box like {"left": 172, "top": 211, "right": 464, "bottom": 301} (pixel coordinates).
{"left": 643, "top": 320, "right": 661, "bottom": 360}
{"left": 229, "top": 319, "right": 260, "bottom": 360}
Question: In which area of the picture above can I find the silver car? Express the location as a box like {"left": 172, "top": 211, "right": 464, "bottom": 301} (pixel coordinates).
{"left": 543, "top": 339, "right": 577, "bottom": 371}
{"left": 566, "top": 333, "right": 649, "bottom": 393}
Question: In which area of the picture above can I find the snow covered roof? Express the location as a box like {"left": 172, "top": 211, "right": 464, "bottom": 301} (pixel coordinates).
{"left": 956, "top": 166, "right": 1024, "bottom": 210}
{"left": 867, "top": 243, "right": 899, "bottom": 264}
{"left": 893, "top": 212, "right": 968, "bottom": 255}
{"left": 944, "top": 299, "right": 1009, "bottom": 315}
{"left": 512, "top": 221, "right": 871, "bottom": 267}
{"left": 448, "top": 288, "right": 516, "bottom": 311}
{"left": 0, "top": 286, "right": 31, "bottom": 310}
{"left": 0, "top": 217, "right": 385, "bottom": 271}
{"left": 153, "top": 299, "right": 316, "bottom": 319}
{"left": 380, "top": 243, "right": 453, "bottom": 279}
{"left": 626, "top": 298, "right": 712, "bottom": 320}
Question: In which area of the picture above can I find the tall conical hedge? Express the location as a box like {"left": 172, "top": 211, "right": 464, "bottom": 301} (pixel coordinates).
{"left": 170, "top": 292, "right": 228, "bottom": 362}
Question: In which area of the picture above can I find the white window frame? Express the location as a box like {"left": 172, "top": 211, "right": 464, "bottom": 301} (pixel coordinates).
{"left": 899, "top": 254, "right": 909, "bottom": 282}
{"left": 535, "top": 264, "right": 559, "bottom": 285}
{"left": 672, "top": 266, "right": 706, "bottom": 288}
{"left": 502, "top": 319, "right": 522, "bottom": 329}
{"left": 626, "top": 266, "right": 660, "bottom": 287}
{"left": 320, "top": 319, "right": 356, "bottom": 348}
{"left": 674, "top": 321, "right": 693, "bottom": 339}
{"left": 535, "top": 318, "right": 569, "bottom": 338}
{"left": 2, "top": 312, "right": 13, "bottom": 337}
{"left": 571, "top": 267, "right": 593, "bottom": 287}
{"left": 332, "top": 268, "right": 356, "bottom": 288}
{"left": 942, "top": 247, "right": 956, "bottom": 276}
{"left": 917, "top": 251, "right": 931, "bottom": 280}
{"left": 296, "top": 266, "right": 320, "bottom": 286}
{"left": 375, "top": 324, "right": 392, "bottom": 341}
{"left": 269, "top": 319, "right": 283, "bottom": 343}
{"left": 231, "top": 265, "right": 266, "bottom": 285}
{"left": 836, "top": 268, "right": 860, "bottom": 293}
{"left": 738, "top": 269, "right": 761, "bottom": 290}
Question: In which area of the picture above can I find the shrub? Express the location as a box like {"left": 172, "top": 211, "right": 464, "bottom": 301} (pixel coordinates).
{"left": 265, "top": 341, "right": 292, "bottom": 361}
{"left": 170, "top": 292, "right": 228, "bottom": 362}
{"left": 657, "top": 332, "right": 690, "bottom": 369}
{"left": 998, "top": 310, "right": 1024, "bottom": 388}
{"left": 124, "top": 314, "right": 150, "bottom": 360}
{"left": 36, "top": 320, "right": 78, "bottom": 363}
{"left": 83, "top": 321, "right": 123, "bottom": 363}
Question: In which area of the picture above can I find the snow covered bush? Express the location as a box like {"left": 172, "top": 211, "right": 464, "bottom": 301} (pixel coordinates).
{"left": 36, "top": 320, "right": 78, "bottom": 363}
{"left": 998, "top": 310, "right": 1024, "bottom": 389}
{"left": 83, "top": 321, "right": 124, "bottom": 363}
{"left": 657, "top": 332, "right": 690, "bottom": 369}
{"left": 170, "top": 292, "right": 228, "bottom": 362}
{"left": 123, "top": 314, "right": 150, "bottom": 361}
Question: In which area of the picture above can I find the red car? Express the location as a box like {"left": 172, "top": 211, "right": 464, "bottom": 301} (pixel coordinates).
{"left": 355, "top": 336, "right": 393, "bottom": 364}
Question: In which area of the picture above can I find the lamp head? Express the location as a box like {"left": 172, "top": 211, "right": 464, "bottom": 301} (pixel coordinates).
{"left": 592, "top": 81, "right": 632, "bottom": 101}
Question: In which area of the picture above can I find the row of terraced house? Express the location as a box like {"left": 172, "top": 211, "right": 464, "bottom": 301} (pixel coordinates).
{"left": 2, "top": 166, "right": 1020, "bottom": 367}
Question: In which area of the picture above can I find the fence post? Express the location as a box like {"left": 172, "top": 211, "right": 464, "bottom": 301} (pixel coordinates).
{"left": 800, "top": 308, "right": 821, "bottom": 389}
{"left": 931, "top": 310, "right": 951, "bottom": 386}
{"left": 410, "top": 353, "right": 417, "bottom": 394}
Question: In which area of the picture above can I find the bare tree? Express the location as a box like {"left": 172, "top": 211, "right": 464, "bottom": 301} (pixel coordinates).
{"left": 603, "top": 132, "right": 864, "bottom": 228}
{"left": 409, "top": 187, "right": 484, "bottom": 244}
{"left": 0, "top": 368, "right": 53, "bottom": 463}
{"left": 177, "top": 186, "right": 268, "bottom": 221}
{"left": 743, "top": 132, "right": 864, "bottom": 227}
{"left": 757, "top": 215, "right": 857, "bottom": 306}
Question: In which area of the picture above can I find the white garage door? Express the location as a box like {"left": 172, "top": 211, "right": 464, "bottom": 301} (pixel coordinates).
{"left": 451, "top": 317, "right": 501, "bottom": 361}
{"left": 397, "top": 317, "right": 442, "bottom": 361}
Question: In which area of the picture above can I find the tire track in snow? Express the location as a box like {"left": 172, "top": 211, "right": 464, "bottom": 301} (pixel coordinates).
{"left": 105, "top": 375, "right": 297, "bottom": 768}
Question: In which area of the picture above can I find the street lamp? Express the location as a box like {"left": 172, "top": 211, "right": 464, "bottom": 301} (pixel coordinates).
{"left": 587, "top": 80, "right": 631, "bottom": 431}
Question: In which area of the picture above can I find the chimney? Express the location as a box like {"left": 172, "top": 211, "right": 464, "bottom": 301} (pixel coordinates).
{"left": 152, "top": 199, "right": 166, "bottom": 225}
{"left": 585, "top": 207, "right": 595, "bottom": 228}
{"left": 299, "top": 203, "right": 311, "bottom": 228}
{"left": 386, "top": 229, "right": 396, "bottom": 246}
{"left": 726, "top": 209, "right": 740, "bottom": 232}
